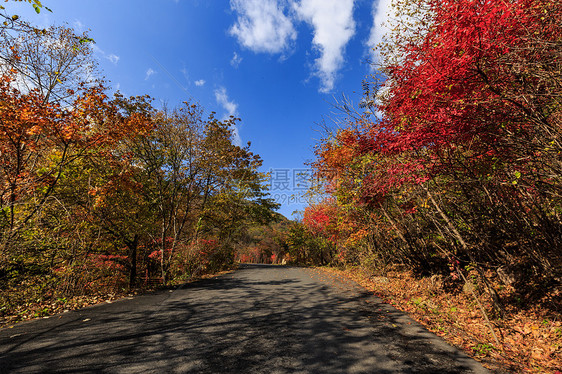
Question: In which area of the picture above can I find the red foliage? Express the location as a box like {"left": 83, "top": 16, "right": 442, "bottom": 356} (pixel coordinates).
{"left": 303, "top": 200, "right": 339, "bottom": 243}
{"left": 88, "top": 254, "right": 127, "bottom": 272}
{"left": 197, "top": 239, "right": 218, "bottom": 265}
{"left": 0, "top": 74, "right": 72, "bottom": 203}
{"left": 314, "top": 0, "right": 561, "bottom": 204}
{"left": 378, "top": 0, "right": 559, "bottom": 159}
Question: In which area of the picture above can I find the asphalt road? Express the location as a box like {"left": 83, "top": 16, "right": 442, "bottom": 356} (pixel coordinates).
{"left": 0, "top": 264, "right": 490, "bottom": 373}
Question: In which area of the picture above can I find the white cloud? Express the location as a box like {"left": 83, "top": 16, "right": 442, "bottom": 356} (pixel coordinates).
{"left": 229, "top": 0, "right": 297, "bottom": 54}
{"left": 194, "top": 79, "right": 206, "bottom": 86}
{"left": 91, "top": 45, "right": 120, "bottom": 65}
{"left": 215, "top": 87, "right": 238, "bottom": 118}
{"left": 368, "top": 0, "right": 424, "bottom": 66}
{"left": 214, "top": 86, "right": 242, "bottom": 146}
{"left": 367, "top": 0, "right": 393, "bottom": 63}
{"left": 230, "top": 52, "right": 243, "bottom": 68}
{"left": 145, "top": 68, "right": 156, "bottom": 80}
{"left": 106, "top": 54, "right": 120, "bottom": 64}
{"left": 293, "top": 0, "right": 356, "bottom": 93}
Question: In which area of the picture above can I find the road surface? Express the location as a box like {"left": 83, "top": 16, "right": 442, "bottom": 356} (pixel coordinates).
{"left": 0, "top": 264, "right": 489, "bottom": 373}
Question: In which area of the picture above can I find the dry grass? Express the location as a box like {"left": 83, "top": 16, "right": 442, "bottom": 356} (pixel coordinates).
{"left": 314, "top": 266, "right": 562, "bottom": 374}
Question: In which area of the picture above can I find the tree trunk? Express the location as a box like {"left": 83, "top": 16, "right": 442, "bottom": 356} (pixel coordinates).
{"left": 127, "top": 234, "right": 139, "bottom": 289}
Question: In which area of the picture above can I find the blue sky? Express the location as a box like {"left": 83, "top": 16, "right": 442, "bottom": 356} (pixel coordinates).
{"left": 7, "top": 0, "right": 392, "bottom": 218}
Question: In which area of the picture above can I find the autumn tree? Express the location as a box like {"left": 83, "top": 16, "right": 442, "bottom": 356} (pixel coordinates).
{"left": 123, "top": 104, "right": 277, "bottom": 284}
{"left": 0, "top": 24, "right": 97, "bottom": 104}
{"left": 45, "top": 93, "right": 156, "bottom": 290}
{"left": 306, "top": 0, "right": 562, "bottom": 300}
{"left": 0, "top": 77, "right": 118, "bottom": 251}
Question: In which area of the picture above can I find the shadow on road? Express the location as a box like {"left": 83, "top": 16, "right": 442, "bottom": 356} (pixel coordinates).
{"left": 0, "top": 265, "right": 487, "bottom": 373}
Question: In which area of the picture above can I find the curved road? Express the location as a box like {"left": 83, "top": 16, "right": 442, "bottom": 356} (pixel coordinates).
{"left": 0, "top": 264, "right": 489, "bottom": 373}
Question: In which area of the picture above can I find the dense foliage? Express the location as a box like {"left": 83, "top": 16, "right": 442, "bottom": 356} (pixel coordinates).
{"left": 235, "top": 216, "right": 290, "bottom": 264}
{"left": 305, "top": 0, "right": 561, "bottom": 293}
